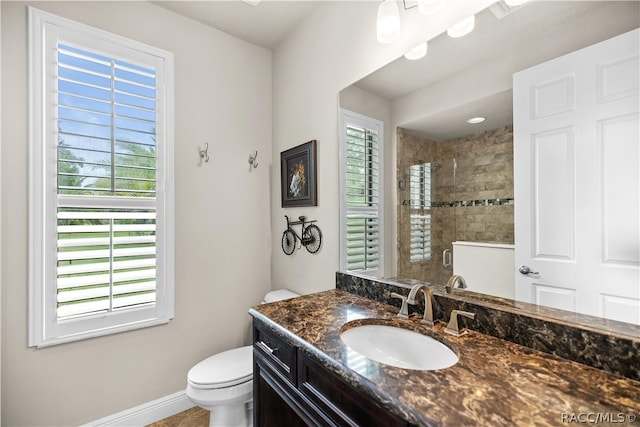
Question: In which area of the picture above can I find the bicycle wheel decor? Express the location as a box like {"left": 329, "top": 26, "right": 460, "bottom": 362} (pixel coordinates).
{"left": 303, "top": 224, "right": 322, "bottom": 254}
{"left": 282, "top": 229, "right": 296, "bottom": 255}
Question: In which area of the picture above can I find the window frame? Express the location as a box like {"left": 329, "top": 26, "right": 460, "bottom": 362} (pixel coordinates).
{"left": 339, "top": 109, "right": 384, "bottom": 277}
{"left": 28, "top": 7, "right": 175, "bottom": 347}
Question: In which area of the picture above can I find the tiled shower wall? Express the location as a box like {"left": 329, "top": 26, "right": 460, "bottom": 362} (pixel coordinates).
{"left": 397, "top": 126, "right": 514, "bottom": 283}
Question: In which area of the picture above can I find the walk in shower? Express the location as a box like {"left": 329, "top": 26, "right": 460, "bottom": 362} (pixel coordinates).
{"left": 396, "top": 126, "right": 515, "bottom": 284}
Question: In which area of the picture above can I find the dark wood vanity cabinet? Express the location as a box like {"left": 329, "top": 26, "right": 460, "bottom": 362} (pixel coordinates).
{"left": 253, "top": 319, "right": 411, "bottom": 427}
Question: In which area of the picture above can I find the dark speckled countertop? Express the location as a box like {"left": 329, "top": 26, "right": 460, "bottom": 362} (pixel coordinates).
{"left": 249, "top": 289, "right": 640, "bottom": 427}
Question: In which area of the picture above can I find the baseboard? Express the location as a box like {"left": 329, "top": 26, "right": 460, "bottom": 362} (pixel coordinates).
{"left": 82, "top": 390, "right": 195, "bottom": 427}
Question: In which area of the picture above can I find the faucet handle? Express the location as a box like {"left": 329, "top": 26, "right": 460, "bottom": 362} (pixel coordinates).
{"left": 390, "top": 292, "right": 409, "bottom": 319}
{"left": 445, "top": 310, "right": 476, "bottom": 336}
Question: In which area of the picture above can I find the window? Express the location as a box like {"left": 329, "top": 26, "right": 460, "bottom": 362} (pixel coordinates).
{"left": 409, "top": 163, "right": 432, "bottom": 262}
{"left": 29, "top": 8, "right": 174, "bottom": 347}
{"left": 339, "top": 109, "right": 384, "bottom": 276}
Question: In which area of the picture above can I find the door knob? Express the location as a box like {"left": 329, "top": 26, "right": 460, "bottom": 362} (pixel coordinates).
{"left": 519, "top": 265, "right": 539, "bottom": 275}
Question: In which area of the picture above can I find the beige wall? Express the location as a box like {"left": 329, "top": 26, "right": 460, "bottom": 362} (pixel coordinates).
{"left": 271, "top": 0, "right": 494, "bottom": 294}
{"left": 1, "top": 2, "right": 272, "bottom": 425}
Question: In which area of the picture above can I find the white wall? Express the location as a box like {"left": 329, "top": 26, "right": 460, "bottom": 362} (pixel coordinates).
{"left": 271, "top": 0, "right": 494, "bottom": 294}
{"left": 1, "top": 2, "right": 272, "bottom": 425}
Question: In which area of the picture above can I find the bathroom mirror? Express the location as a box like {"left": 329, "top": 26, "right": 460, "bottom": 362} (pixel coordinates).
{"left": 339, "top": 1, "right": 640, "bottom": 329}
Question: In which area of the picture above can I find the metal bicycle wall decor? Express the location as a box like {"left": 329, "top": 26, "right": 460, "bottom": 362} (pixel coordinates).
{"left": 281, "top": 215, "right": 322, "bottom": 255}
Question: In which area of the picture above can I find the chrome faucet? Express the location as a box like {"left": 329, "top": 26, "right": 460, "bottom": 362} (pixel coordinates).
{"left": 445, "top": 274, "right": 467, "bottom": 294}
{"left": 407, "top": 284, "right": 434, "bottom": 326}
{"left": 445, "top": 310, "right": 476, "bottom": 336}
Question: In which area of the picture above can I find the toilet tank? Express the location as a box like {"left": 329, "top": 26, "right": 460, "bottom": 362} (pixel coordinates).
{"left": 262, "top": 289, "right": 300, "bottom": 304}
{"left": 452, "top": 241, "right": 515, "bottom": 300}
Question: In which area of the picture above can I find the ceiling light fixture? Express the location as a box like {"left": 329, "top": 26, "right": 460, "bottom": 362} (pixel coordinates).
{"left": 404, "top": 42, "right": 428, "bottom": 60}
{"left": 504, "top": 0, "right": 529, "bottom": 6}
{"left": 377, "top": 0, "right": 401, "bottom": 44}
{"left": 447, "top": 15, "right": 475, "bottom": 38}
{"left": 467, "top": 117, "right": 486, "bottom": 124}
{"left": 418, "top": 0, "right": 445, "bottom": 16}
{"left": 241, "top": 0, "right": 262, "bottom": 5}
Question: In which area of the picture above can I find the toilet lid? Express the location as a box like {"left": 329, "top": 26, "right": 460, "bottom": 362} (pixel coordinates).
{"left": 188, "top": 345, "right": 253, "bottom": 389}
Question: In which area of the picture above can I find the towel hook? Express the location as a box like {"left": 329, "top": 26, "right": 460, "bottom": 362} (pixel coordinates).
{"left": 248, "top": 150, "right": 259, "bottom": 171}
{"left": 198, "top": 143, "right": 210, "bottom": 166}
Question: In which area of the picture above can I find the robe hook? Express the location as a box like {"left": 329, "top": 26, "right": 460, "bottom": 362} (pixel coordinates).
{"left": 248, "top": 150, "right": 259, "bottom": 171}
{"left": 198, "top": 143, "right": 210, "bottom": 166}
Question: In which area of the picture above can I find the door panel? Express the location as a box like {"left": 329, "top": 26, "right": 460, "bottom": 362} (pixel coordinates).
{"left": 532, "top": 75, "right": 575, "bottom": 119}
{"left": 533, "top": 284, "right": 576, "bottom": 312}
{"left": 533, "top": 127, "right": 575, "bottom": 260}
{"left": 600, "top": 114, "right": 639, "bottom": 265}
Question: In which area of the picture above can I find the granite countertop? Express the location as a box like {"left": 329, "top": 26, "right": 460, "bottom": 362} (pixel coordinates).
{"left": 249, "top": 289, "right": 640, "bottom": 427}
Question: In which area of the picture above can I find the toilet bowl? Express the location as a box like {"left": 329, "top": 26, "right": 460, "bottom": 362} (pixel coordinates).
{"left": 186, "top": 289, "right": 299, "bottom": 427}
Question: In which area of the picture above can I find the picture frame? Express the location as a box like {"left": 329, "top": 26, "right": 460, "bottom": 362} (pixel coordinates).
{"left": 281, "top": 140, "right": 317, "bottom": 207}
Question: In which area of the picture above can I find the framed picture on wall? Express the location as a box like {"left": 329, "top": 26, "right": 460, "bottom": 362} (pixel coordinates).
{"left": 281, "top": 140, "right": 317, "bottom": 207}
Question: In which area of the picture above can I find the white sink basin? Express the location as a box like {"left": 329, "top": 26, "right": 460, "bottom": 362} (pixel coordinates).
{"left": 340, "top": 323, "right": 458, "bottom": 370}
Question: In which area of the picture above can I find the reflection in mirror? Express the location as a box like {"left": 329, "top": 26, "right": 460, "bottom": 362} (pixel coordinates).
{"left": 397, "top": 126, "right": 514, "bottom": 288}
{"left": 339, "top": 1, "right": 639, "bottom": 328}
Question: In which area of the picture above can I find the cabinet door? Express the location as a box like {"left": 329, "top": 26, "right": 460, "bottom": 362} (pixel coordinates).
{"left": 254, "top": 361, "right": 308, "bottom": 427}
{"left": 298, "top": 353, "right": 409, "bottom": 427}
{"left": 254, "top": 350, "right": 330, "bottom": 427}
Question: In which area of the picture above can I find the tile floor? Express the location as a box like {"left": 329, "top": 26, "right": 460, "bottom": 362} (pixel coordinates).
{"left": 146, "top": 407, "right": 209, "bottom": 427}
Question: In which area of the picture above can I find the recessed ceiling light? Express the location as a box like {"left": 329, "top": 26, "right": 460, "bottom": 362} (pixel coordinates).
{"left": 404, "top": 42, "right": 428, "bottom": 60}
{"left": 467, "top": 117, "right": 486, "bottom": 124}
{"left": 242, "top": 0, "right": 262, "bottom": 6}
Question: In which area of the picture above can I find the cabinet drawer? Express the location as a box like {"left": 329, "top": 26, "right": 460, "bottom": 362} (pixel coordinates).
{"left": 298, "top": 353, "right": 409, "bottom": 427}
{"left": 253, "top": 321, "right": 296, "bottom": 384}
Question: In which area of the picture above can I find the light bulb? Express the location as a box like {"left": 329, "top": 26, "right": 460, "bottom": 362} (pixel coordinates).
{"left": 404, "top": 42, "right": 428, "bottom": 60}
{"left": 447, "top": 15, "right": 475, "bottom": 38}
{"left": 418, "top": 0, "right": 445, "bottom": 16}
{"left": 377, "top": 0, "right": 400, "bottom": 44}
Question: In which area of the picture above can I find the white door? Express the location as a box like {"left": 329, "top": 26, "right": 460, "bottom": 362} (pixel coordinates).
{"left": 514, "top": 28, "right": 640, "bottom": 325}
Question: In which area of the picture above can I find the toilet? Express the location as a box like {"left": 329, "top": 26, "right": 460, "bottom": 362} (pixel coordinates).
{"left": 186, "top": 289, "right": 300, "bottom": 427}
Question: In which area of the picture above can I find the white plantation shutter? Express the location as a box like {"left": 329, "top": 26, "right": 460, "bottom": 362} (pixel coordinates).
{"left": 340, "top": 110, "right": 384, "bottom": 276}
{"left": 57, "top": 43, "right": 158, "bottom": 197}
{"left": 29, "top": 8, "right": 174, "bottom": 347}
{"left": 346, "top": 212, "right": 380, "bottom": 271}
{"left": 410, "top": 214, "right": 432, "bottom": 262}
{"left": 56, "top": 207, "right": 157, "bottom": 319}
{"left": 56, "top": 43, "right": 160, "bottom": 320}
{"left": 409, "top": 163, "right": 431, "bottom": 209}
{"left": 409, "top": 164, "right": 432, "bottom": 262}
